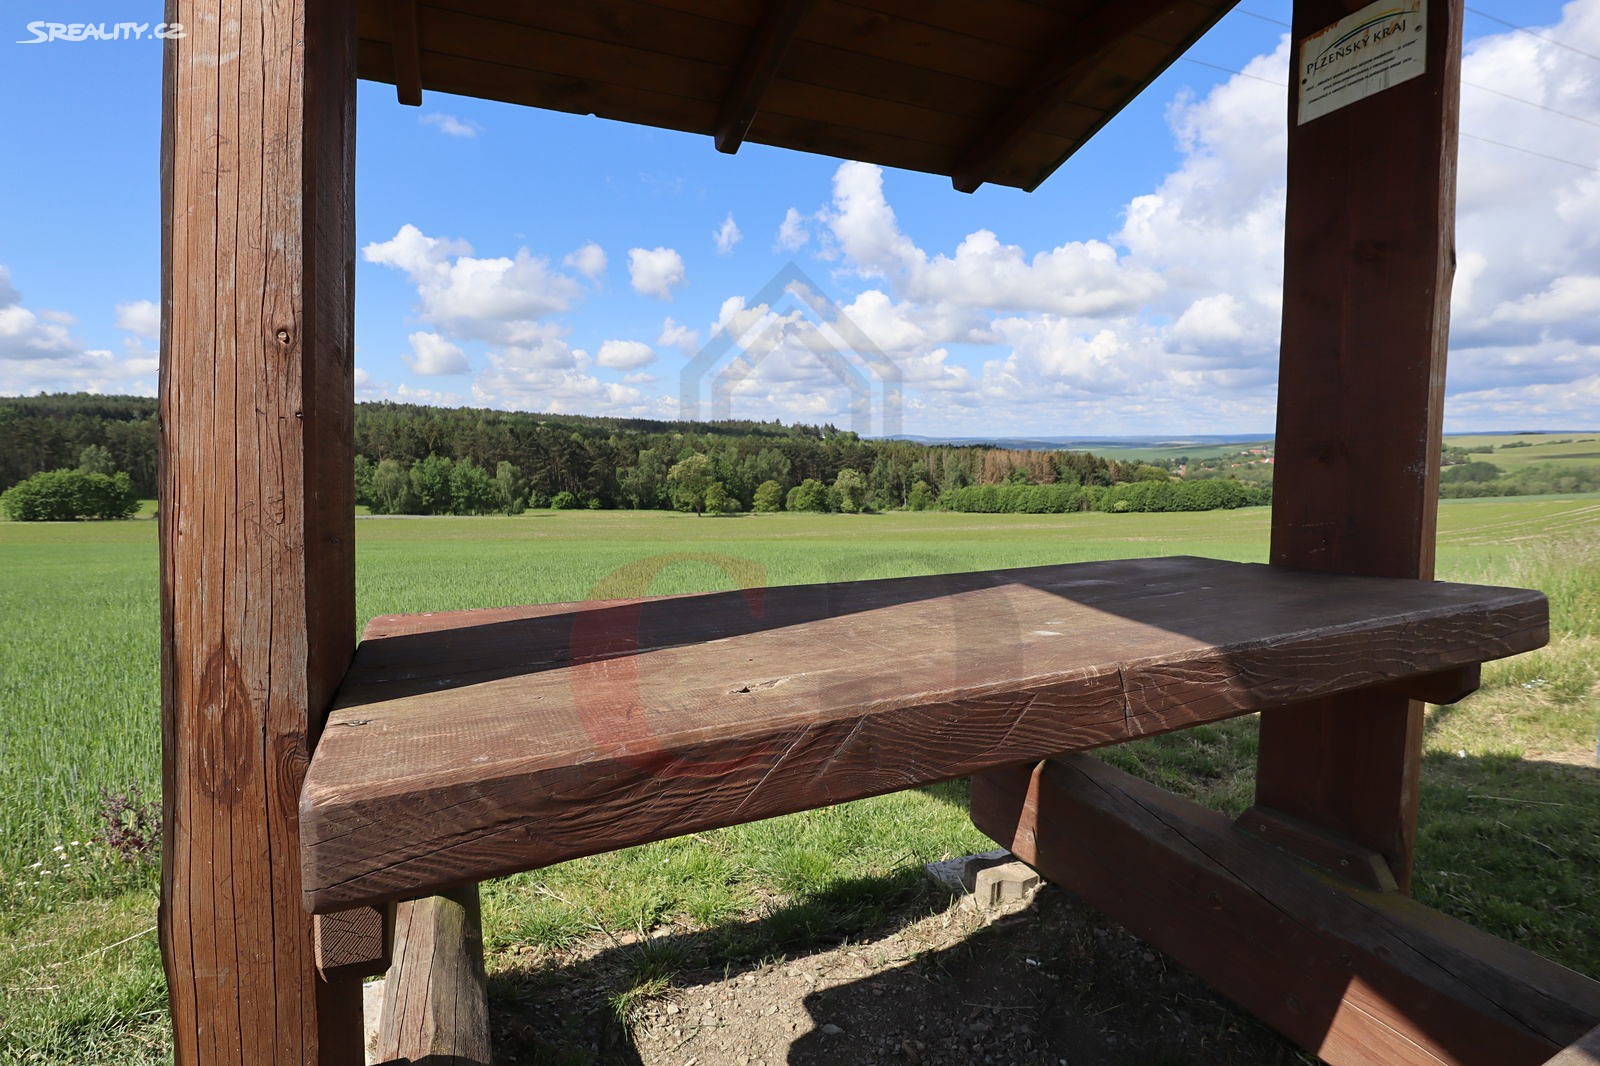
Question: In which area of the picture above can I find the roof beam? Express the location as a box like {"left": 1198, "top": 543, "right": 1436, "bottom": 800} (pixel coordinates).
{"left": 952, "top": 0, "right": 1182, "bottom": 193}
{"left": 714, "top": 0, "right": 817, "bottom": 154}
{"left": 388, "top": 0, "right": 423, "bottom": 106}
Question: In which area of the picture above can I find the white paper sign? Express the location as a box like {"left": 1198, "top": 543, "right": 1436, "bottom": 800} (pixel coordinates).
{"left": 1297, "top": 0, "right": 1427, "bottom": 125}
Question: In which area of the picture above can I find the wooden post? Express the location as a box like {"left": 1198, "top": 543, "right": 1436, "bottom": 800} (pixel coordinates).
{"left": 376, "top": 887, "right": 492, "bottom": 1066}
{"left": 1251, "top": 0, "right": 1463, "bottom": 891}
{"left": 159, "top": 1, "right": 360, "bottom": 1062}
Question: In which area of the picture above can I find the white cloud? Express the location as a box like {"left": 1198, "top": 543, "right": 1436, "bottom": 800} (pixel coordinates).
{"left": 628, "top": 246, "right": 686, "bottom": 299}
{"left": 776, "top": 207, "right": 810, "bottom": 251}
{"left": 825, "top": 162, "right": 1163, "bottom": 318}
{"left": 364, "top": 224, "right": 584, "bottom": 341}
{"left": 564, "top": 242, "right": 607, "bottom": 281}
{"left": 658, "top": 317, "right": 700, "bottom": 354}
{"left": 420, "top": 113, "right": 482, "bottom": 138}
{"left": 115, "top": 299, "right": 160, "bottom": 340}
{"left": 405, "top": 331, "right": 470, "bottom": 375}
{"left": 472, "top": 361, "right": 659, "bottom": 417}
{"left": 713, "top": 213, "right": 742, "bottom": 255}
{"left": 0, "top": 267, "right": 156, "bottom": 395}
{"left": 596, "top": 339, "right": 656, "bottom": 370}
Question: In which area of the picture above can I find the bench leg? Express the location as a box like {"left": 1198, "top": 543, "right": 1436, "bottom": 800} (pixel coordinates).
{"left": 376, "top": 886, "right": 491, "bottom": 1065}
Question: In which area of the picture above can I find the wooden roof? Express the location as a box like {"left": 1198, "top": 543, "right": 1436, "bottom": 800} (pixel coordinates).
{"left": 356, "top": 0, "right": 1239, "bottom": 192}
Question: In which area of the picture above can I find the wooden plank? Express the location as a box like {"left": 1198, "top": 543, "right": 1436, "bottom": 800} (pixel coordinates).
{"left": 715, "top": 0, "right": 817, "bottom": 153}
{"left": 1254, "top": 0, "right": 1465, "bottom": 891}
{"left": 357, "top": 40, "right": 970, "bottom": 182}
{"left": 971, "top": 757, "right": 1600, "bottom": 1066}
{"left": 375, "top": 887, "right": 491, "bottom": 1066}
{"left": 347, "top": 0, "right": 1233, "bottom": 189}
{"left": 161, "top": 0, "right": 361, "bottom": 1063}
{"left": 952, "top": 0, "right": 1188, "bottom": 193}
{"left": 300, "top": 556, "right": 1545, "bottom": 911}
{"left": 388, "top": 0, "right": 423, "bottom": 105}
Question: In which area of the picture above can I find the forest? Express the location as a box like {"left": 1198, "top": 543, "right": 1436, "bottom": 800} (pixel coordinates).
{"left": 0, "top": 394, "right": 1274, "bottom": 516}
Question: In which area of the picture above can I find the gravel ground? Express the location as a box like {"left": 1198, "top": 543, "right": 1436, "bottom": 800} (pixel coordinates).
{"left": 469, "top": 881, "right": 1315, "bottom": 1066}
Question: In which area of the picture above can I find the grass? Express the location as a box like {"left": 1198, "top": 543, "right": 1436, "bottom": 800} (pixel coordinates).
{"left": 1447, "top": 433, "right": 1600, "bottom": 471}
{"left": 2, "top": 498, "right": 1598, "bottom": 1062}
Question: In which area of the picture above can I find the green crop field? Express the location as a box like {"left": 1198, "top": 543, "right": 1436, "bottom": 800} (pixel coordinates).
{"left": 3, "top": 498, "right": 1598, "bottom": 1062}
{"left": 1447, "top": 433, "right": 1600, "bottom": 470}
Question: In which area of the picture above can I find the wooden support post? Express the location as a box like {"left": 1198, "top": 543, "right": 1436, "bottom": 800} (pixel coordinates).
{"left": 160, "top": 1, "right": 359, "bottom": 1062}
{"left": 972, "top": 758, "right": 1600, "bottom": 1066}
{"left": 376, "top": 887, "right": 492, "bottom": 1066}
{"left": 1254, "top": 0, "right": 1464, "bottom": 890}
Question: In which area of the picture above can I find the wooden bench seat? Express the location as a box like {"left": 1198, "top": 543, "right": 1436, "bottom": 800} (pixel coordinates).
{"left": 299, "top": 556, "right": 1547, "bottom": 913}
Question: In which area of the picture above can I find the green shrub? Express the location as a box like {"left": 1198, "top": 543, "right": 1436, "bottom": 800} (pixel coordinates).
{"left": 549, "top": 490, "right": 579, "bottom": 510}
{"left": 0, "top": 468, "right": 139, "bottom": 521}
{"left": 752, "top": 480, "right": 784, "bottom": 513}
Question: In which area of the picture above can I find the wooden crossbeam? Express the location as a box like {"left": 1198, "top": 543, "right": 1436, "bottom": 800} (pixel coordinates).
{"left": 714, "top": 0, "right": 816, "bottom": 154}
{"left": 951, "top": 0, "right": 1181, "bottom": 193}
{"left": 972, "top": 757, "right": 1600, "bottom": 1066}
{"left": 314, "top": 904, "right": 395, "bottom": 980}
{"left": 388, "top": 0, "right": 423, "bottom": 106}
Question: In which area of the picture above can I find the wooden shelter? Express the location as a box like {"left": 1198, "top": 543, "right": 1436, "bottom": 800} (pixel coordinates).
{"left": 158, "top": 1, "right": 1600, "bottom": 1063}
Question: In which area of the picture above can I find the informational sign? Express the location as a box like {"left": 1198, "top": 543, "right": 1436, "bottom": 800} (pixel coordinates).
{"left": 1297, "top": 0, "right": 1427, "bottom": 125}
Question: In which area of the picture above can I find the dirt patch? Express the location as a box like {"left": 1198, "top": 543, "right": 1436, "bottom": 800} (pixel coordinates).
{"left": 485, "top": 883, "right": 1312, "bottom": 1065}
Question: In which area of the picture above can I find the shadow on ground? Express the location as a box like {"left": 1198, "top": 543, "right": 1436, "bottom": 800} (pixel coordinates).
{"left": 484, "top": 743, "right": 1599, "bottom": 1065}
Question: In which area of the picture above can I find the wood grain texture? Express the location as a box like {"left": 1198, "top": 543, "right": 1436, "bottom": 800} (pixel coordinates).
{"left": 376, "top": 887, "right": 490, "bottom": 1066}
{"left": 160, "top": 0, "right": 360, "bottom": 1061}
{"left": 299, "top": 556, "right": 1545, "bottom": 912}
{"left": 315, "top": 904, "right": 395, "bottom": 979}
{"left": 348, "top": 0, "right": 1235, "bottom": 190}
{"left": 1254, "top": 0, "right": 1465, "bottom": 892}
{"left": 971, "top": 757, "right": 1600, "bottom": 1066}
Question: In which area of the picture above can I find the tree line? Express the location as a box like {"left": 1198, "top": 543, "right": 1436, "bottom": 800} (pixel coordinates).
{"left": 0, "top": 394, "right": 1280, "bottom": 518}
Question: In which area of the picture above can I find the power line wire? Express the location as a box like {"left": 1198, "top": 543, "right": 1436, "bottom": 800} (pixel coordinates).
{"left": 1236, "top": 6, "right": 1600, "bottom": 130}
{"left": 1465, "top": 5, "right": 1600, "bottom": 65}
{"left": 1461, "top": 132, "right": 1600, "bottom": 172}
{"left": 1175, "top": 57, "right": 1600, "bottom": 174}
{"left": 1463, "top": 81, "right": 1600, "bottom": 131}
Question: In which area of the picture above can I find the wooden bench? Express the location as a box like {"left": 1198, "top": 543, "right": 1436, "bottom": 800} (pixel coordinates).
{"left": 299, "top": 555, "right": 1546, "bottom": 913}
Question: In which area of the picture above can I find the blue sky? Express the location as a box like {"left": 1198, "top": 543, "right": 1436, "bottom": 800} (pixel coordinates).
{"left": 2, "top": 1, "right": 1597, "bottom": 435}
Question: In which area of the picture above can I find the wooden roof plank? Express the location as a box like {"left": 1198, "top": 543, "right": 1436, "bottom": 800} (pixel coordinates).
{"left": 388, "top": 0, "right": 424, "bottom": 105}
{"left": 299, "top": 557, "right": 1546, "bottom": 912}
{"left": 354, "top": 0, "right": 1239, "bottom": 189}
{"left": 715, "top": 0, "right": 818, "bottom": 154}
{"left": 952, "top": 0, "right": 1188, "bottom": 193}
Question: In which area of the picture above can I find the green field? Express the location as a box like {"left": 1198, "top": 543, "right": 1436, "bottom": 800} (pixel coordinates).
{"left": 1447, "top": 433, "right": 1600, "bottom": 471}
{"left": 3, "top": 500, "right": 1598, "bottom": 1061}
